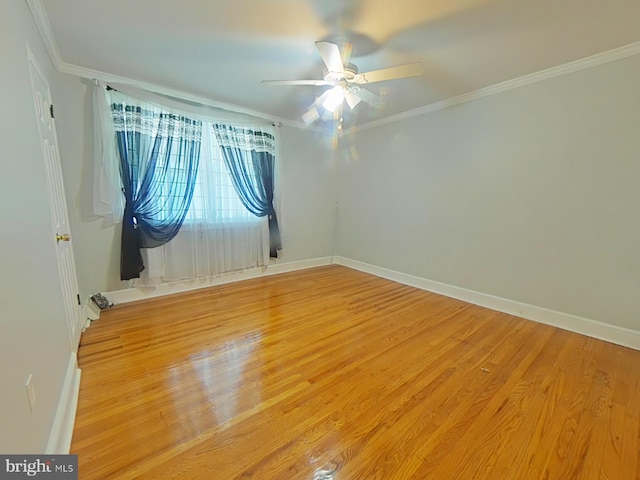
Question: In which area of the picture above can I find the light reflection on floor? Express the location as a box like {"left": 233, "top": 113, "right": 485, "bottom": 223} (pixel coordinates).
{"left": 313, "top": 468, "right": 336, "bottom": 480}
{"left": 191, "top": 331, "right": 263, "bottom": 426}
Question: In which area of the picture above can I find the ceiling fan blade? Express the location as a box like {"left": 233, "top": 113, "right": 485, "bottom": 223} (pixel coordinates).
{"left": 262, "top": 79, "right": 330, "bottom": 86}
{"left": 344, "top": 90, "right": 362, "bottom": 109}
{"left": 301, "top": 90, "right": 333, "bottom": 124}
{"left": 315, "top": 41, "right": 344, "bottom": 73}
{"left": 321, "top": 108, "right": 336, "bottom": 122}
{"left": 354, "top": 62, "right": 425, "bottom": 84}
{"left": 355, "top": 87, "right": 382, "bottom": 109}
{"left": 302, "top": 106, "right": 320, "bottom": 125}
{"left": 314, "top": 89, "right": 333, "bottom": 107}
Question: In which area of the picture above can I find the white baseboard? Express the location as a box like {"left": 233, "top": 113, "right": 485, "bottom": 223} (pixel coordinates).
{"left": 104, "top": 257, "right": 333, "bottom": 305}
{"left": 100, "top": 254, "right": 639, "bottom": 351}
{"left": 334, "top": 256, "right": 640, "bottom": 351}
{"left": 84, "top": 299, "right": 101, "bottom": 321}
{"left": 46, "top": 352, "right": 81, "bottom": 454}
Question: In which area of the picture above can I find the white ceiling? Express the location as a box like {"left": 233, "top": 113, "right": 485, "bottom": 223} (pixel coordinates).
{"left": 39, "top": 0, "right": 640, "bottom": 128}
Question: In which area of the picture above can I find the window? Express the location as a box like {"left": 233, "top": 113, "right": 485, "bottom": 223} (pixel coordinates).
{"left": 185, "top": 126, "right": 261, "bottom": 225}
{"left": 100, "top": 86, "right": 278, "bottom": 282}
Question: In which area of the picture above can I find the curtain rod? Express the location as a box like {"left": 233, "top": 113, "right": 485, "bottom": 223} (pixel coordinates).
{"left": 93, "top": 79, "right": 115, "bottom": 91}
{"left": 92, "top": 79, "right": 291, "bottom": 128}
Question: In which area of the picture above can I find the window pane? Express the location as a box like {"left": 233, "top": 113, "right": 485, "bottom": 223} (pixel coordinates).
{"left": 180, "top": 125, "right": 261, "bottom": 224}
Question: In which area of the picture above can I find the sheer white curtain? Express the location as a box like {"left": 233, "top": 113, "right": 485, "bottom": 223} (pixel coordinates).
{"left": 92, "top": 83, "right": 125, "bottom": 225}
{"left": 137, "top": 127, "right": 269, "bottom": 284}
{"left": 92, "top": 80, "right": 276, "bottom": 227}
{"left": 93, "top": 82, "right": 277, "bottom": 284}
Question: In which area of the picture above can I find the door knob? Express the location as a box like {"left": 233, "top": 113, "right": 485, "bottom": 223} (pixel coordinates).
{"left": 56, "top": 233, "right": 71, "bottom": 242}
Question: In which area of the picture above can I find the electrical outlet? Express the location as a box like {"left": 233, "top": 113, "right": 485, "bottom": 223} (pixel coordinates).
{"left": 25, "top": 374, "right": 36, "bottom": 413}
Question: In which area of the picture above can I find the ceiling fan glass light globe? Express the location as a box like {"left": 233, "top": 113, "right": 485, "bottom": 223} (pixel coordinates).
{"left": 323, "top": 86, "right": 345, "bottom": 112}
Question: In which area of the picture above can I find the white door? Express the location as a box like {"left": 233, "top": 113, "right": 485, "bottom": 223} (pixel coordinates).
{"left": 27, "top": 50, "right": 83, "bottom": 351}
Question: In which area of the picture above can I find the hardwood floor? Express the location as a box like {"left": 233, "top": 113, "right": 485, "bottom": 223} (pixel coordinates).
{"left": 71, "top": 265, "right": 640, "bottom": 479}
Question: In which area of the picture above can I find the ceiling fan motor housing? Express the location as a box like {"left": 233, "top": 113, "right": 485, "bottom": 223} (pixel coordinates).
{"left": 263, "top": 40, "right": 424, "bottom": 121}
{"left": 324, "top": 63, "right": 359, "bottom": 85}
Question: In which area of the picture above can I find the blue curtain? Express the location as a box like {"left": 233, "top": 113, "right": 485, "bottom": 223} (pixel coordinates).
{"left": 212, "top": 124, "right": 282, "bottom": 257}
{"left": 111, "top": 96, "right": 202, "bottom": 280}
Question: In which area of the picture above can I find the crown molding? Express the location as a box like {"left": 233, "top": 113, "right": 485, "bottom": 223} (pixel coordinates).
{"left": 358, "top": 41, "right": 640, "bottom": 131}
{"left": 26, "top": 0, "right": 63, "bottom": 70}
{"left": 58, "top": 61, "right": 307, "bottom": 129}
{"left": 26, "top": 0, "right": 640, "bottom": 133}
{"left": 24, "top": 0, "right": 306, "bottom": 130}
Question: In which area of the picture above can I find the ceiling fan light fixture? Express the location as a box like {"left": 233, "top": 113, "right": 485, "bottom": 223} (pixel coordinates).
{"left": 262, "top": 40, "right": 424, "bottom": 122}
{"left": 322, "top": 86, "right": 345, "bottom": 112}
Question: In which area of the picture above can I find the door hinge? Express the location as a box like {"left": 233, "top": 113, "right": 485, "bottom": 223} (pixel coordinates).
{"left": 77, "top": 294, "right": 81, "bottom": 306}
{"left": 49, "top": 104, "right": 55, "bottom": 119}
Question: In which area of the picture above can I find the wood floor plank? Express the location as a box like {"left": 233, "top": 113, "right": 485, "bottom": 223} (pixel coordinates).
{"left": 70, "top": 265, "right": 640, "bottom": 479}
{"left": 487, "top": 328, "right": 585, "bottom": 478}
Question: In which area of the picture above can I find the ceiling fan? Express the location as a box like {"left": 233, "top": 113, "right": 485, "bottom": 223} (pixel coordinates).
{"left": 262, "top": 41, "right": 425, "bottom": 124}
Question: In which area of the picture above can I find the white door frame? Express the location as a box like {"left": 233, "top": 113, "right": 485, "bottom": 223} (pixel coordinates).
{"left": 27, "top": 46, "right": 83, "bottom": 351}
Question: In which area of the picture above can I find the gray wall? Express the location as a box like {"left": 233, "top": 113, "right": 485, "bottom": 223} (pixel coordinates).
{"left": 276, "top": 125, "right": 338, "bottom": 262}
{"left": 336, "top": 55, "right": 640, "bottom": 331}
{"left": 8, "top": 0, "right": 638, "bottom": 455}
{"left": 55, "top": 53, "right": 640, "bottom": 332}
{"left": 52, "top": 77, "right": 337, "bottom": 298}
{"left": 0, "top": 1, "right": 73, "bottom": 452}
{"left": 51, "top": 75, "right": 122, "bottom": 297}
